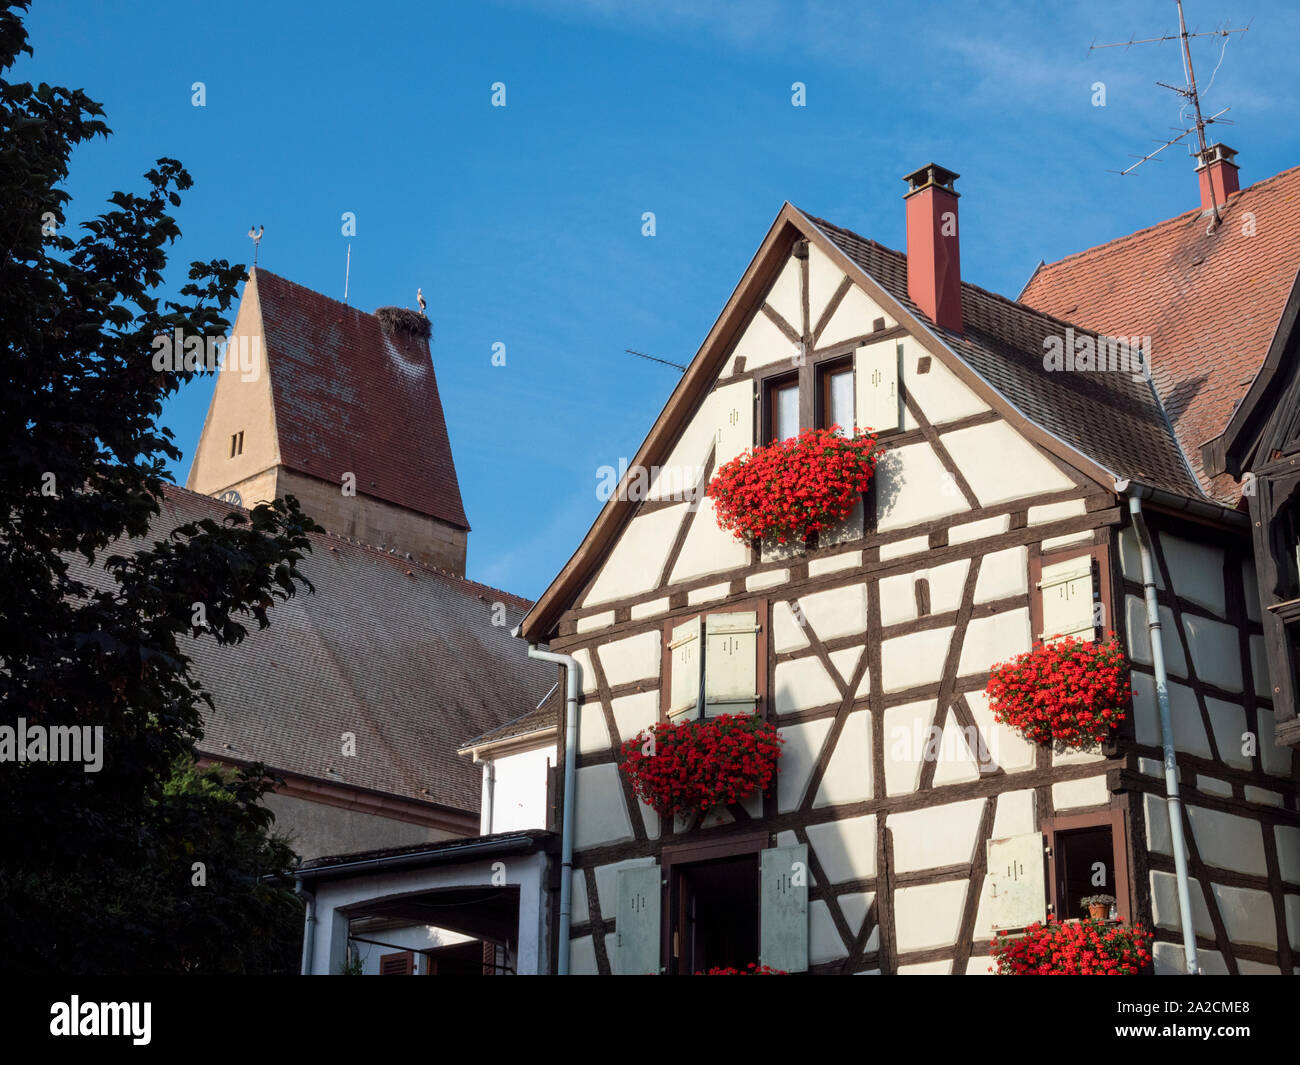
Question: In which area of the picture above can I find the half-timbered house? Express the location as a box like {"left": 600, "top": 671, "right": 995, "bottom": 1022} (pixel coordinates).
{"left": 517, "top": 153, "right": 1300, "bottom": 975}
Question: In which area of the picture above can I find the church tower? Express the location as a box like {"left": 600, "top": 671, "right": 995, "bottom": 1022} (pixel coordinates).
{"left": 186, "top": 269, "right": 470, "bottom": 574}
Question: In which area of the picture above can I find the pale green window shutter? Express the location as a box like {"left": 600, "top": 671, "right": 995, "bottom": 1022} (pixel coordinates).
{"left": 760, "top": 843, "right": 808, "bottom": 973}
{"left": 712, "top": 379, "right": 755, "bottom": 467}
{"left": 854, "top": 340, "right": 901, "bottom": 433}
{"left": 986, "top": 832, "right": 1047, "bottom": 931}
{"left": 1038, "top": 556, "right": 1096, "bottom": 642}
{"left": 615, "top": 865, "right": 661, "bottom": 975}
{"left": 704, "top": 611, "right": 759, "bottom": 716}
{"left": 667, "top": 616, "right": 702, "bottom": 719}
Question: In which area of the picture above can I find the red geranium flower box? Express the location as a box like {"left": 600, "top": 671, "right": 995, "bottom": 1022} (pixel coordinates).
{"left": 985, "top": 634, "right": 1131, "bottom": 750}
{"left": 991, "top": 916, "right": 1153, "bottom": 975}
{"left": 618, "top": 713, "right": 784, "bottom": 820}
{"left": 706, "top": 426, "right": 882, "bottom": 545}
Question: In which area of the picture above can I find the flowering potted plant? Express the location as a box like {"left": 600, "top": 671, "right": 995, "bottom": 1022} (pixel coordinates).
{"left": 698, "top": 963, "right": 787, "bottom": 975}
{"left": 706, "top": 426, "right": 882, "bottom": 545}
{"left": 984, "top": 634, "right": 1131, "bottom": 750}
{"left": 1082, "top": 893, "right": 1116, "bottom": 921}
{"left": 618, "top": 713, "right": 784, "bottom": 820}
{"left": 991, "top": 916, "right": 1153, "bottom": 975}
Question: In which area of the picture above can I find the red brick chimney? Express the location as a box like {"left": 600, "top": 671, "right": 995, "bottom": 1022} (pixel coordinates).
{"left": 1195, "top": 143, "right": 1240, "bottom": 213}
{"left": 903, "top": 163, "right": 962, "bottom": 334}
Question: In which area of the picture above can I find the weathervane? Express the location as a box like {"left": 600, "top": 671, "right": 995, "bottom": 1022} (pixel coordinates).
{"left": 247, "top": 225, "right": 264, "bottom": 267}
{"left": 1091, "top": 1, "right": 1250, "bottom": 224}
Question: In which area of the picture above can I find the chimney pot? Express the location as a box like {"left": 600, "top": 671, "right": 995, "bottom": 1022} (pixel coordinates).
{"left": 902, "top": 162, "right": 963, "bottom": 334}
{"left": 1195, "top": 143, "right": 1240, "bottom": 214}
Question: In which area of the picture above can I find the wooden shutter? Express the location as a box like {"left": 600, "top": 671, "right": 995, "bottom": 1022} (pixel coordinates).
{"left": 667, "top": 616, "right": 703, "bottom": 719}
{"left": 1038, "top": 556, "right": 1096, "bottom": 642}
{"left": 854, "top": 340, "right": 901, "bottom": 434}
{"left": 615, "top": 865, "right": 662, "bottom": 975}
{"left": 378, "top": 950, "right": 415, "bottom": 975}
{"left": 986, "top": 833, "right": 1047, "bottom": 931}
{"left": 712, "top": 379, "right": 755, "bottom": 467}
{"left": 759, "top": 844, "right": 808, "bottom": 973}
{"left": 704, "top": 611, "right": 759, "bottom": 716}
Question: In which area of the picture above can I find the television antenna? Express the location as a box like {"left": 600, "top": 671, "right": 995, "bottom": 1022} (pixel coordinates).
{"left": 623, "top": 348, "right": 687, "bottom": 372}
{"left": 1090, "top": 1, "right": 1249, "bottom": 225}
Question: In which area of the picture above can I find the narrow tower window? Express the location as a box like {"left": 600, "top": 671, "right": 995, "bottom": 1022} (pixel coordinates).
{"left": 230, "top": 431, "right": 244, "bottom": 458}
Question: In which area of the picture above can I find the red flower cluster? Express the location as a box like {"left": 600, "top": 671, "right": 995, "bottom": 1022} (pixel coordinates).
{"left": 985, "top": 634, "right": 1131, "bottom": 749}
{"left": 991, "top": 917, "right": 1153, "bottom": 975}
{"left": 698, "top": 963, "right": 787, "bottom": 975}
{"left": 618, "top": 713, "right": 784, "bottom": 818}
{"left": 706, "top": 426, "right": 882, "bottom": 544}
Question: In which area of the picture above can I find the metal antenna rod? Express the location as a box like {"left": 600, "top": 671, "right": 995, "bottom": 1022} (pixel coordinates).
{"left": 624, "top": 348, "right": 687, "bottom": 372}
{"left": 343, "top": 243, "right": 351, "bottom": 305}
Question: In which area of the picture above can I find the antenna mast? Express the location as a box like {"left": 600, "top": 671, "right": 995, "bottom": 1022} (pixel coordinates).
{"left": 1090, "top": 1, "right": 1249, "bottom": 225}
{"left": 343, "top": 243, "right": 351, "bottom": 305}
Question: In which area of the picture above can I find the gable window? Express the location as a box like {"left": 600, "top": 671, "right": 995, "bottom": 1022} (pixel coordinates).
{"left": 817, "top": 356, "right": 854, "bottom": 433}
{"left": 229, "top": 430, "right": 244, "bottom": 458}
{"left": 664, "top": 604, "right": 766, "bottom": 721}
{"left": 764, "top": 374, "right": 799, "bottom": 443}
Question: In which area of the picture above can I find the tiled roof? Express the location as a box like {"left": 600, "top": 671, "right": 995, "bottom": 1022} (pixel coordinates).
{"left": 460, "top": 685, "right": 560, "bottom": 752}
{"left": 68, "top": 485, "right": 551, "bottom": 812}
{"left": 1019, "top": 166, "right": 1300, "bottom": 503}
{"left": 254, "top": 269, "right": 470, "bottom": 529}
{"left": 807, "top": 216, "right": 1203, "bottom": 498}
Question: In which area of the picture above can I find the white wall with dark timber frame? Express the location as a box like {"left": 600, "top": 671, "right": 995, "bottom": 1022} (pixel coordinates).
{"left": 545, "top": 229, "right": 1300, "bottom": 975}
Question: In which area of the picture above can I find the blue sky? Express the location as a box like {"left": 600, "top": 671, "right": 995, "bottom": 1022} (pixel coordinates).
{"left": 20, "top": 0, "right": 1300, "bottom": 599}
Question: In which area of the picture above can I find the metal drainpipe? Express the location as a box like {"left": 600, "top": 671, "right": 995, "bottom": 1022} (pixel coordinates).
{"left": 527, "top": 644, "right": 581, "bottom": 975}
{"left": 297, "top": 876, "right": 316, "bottom": 976}
{"left": 1128, "top": 493, "right": 1201, "bottom": 974}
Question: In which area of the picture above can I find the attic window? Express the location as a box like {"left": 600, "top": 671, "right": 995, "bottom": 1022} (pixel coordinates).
{"left": 229, "top": 430, "right": 244, "bottom": 458}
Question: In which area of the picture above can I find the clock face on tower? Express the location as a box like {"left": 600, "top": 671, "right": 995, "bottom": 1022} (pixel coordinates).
{"left": 217, "top": 489, "right": 243, "bottom": 507}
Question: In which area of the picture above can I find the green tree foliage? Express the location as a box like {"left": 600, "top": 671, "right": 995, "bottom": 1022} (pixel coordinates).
{"left": 0, "top": 1, "right": 321, "bottom": 973}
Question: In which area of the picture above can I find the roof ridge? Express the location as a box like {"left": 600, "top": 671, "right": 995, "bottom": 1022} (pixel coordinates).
{"left": 161, "top": 482, "right": 530, "bottom": 608}
{"left": 1031, "top": 163, "right": 1300, "bottom": 277}
{"left": 805, "top": 212, "right": 1124, "bottom": 344}
{"left": 253, "top": 267, "right": 395, "bottom": 325}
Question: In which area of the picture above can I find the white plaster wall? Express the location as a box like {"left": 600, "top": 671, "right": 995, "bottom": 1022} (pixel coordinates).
{"left": 484, "top": 744, "right": 556, "bottom": 834}
{"left": 796, "top": 583, "right": 868, "bottom": 641}
{"left": 669, "top": 499, "right": 750, "bottom": 583}
{"left": 889, "top": 798, "right": 984, "bottom": 873}
{"left": 806, "top": 814, "right": 876, "bottom": 883}
{"left": 874, "top": 442, "right": 970, "bottom": 532}
{"left": 973, "top": 546, "right": 1028, "bottom": 604}
{"left": 900, "top": 340, "right": 989, "bottom": 428}
{"left": 581, "top": 505, "right": 686, "bottom": 607}
{"left": 595, "top": 630, "right": 661, "bottom": 688}
{"left": 893, "top": 880, "right": 967, "bottom": 953}
{"left": 777, "top": 718, "right": 833, "bottom": 813}
{"left": 774, "top": 655, "right": 840, "bottom": 715}
{"left": 813, "top": 709, "right": 873, "bottom": 807}
{"left": 880, "top": 625, "right": 953, "bottom": 693}
{"left": 1186, "top": 805, "right": 1268, "bottom": 875}
{"left": 945, "top": 421, "right": 1075, "bottom": 505}
{"left": 957, "top": 608, "right": 1032, "bottom": 677}
{"left": 573, "top": 764, "right": 634, "bottom": 849}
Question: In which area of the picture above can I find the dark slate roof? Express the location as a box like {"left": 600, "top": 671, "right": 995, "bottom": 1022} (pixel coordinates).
{"left": 254, "top": 269, "right": 470, "bottom": 529}
{"left": 1019, "top": 165, "right": 1300, "bottom": 503}
{"left": 459, "top": 684, "right": 560, "bottom": 751}
{"left": 806, "top": 215, "right": 1203, "bottom": 499}
{"left": 69, "top": 485, "right": 551, "bottom": 812}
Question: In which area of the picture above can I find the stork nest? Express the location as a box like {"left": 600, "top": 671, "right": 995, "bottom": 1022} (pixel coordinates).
{"left": 375, "top": 306, "right": 432, "bottom": 340}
